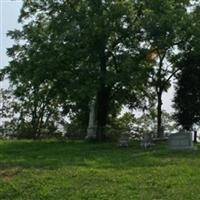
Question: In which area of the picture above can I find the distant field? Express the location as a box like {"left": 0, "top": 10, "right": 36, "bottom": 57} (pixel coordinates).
{"left": 0, "top": 140, "right": 200, "bottom": 200}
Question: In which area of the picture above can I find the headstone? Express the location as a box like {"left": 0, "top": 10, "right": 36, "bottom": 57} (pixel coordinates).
{"left": 118, "top": 132, "right": 129, "bottom": 147}
{"left": 141, "top": 132, "right": 153, "bottom": 149}
{"left": 85, "top": 98, "right": 97, "bottom": 140}
{"left": 168, "top": 130, "right": 195, "bottom": 150}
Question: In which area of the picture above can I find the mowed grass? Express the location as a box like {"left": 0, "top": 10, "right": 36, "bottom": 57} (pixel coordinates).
{"left": 0, "top": 140, "right": 200, "bottom": 200}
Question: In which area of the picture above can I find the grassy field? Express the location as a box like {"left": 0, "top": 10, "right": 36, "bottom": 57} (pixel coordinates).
{"left": 0, "top": 140, "right": 200, "bottom": 200}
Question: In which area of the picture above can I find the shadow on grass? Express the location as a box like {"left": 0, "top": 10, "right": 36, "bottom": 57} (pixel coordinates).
{"left": 0, "top": 140, "right": 199, "bottom": 171}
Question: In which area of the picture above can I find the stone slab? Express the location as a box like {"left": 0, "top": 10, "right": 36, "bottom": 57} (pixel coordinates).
{"left": 168, "top": 131, "right": 195, "bottom": 150}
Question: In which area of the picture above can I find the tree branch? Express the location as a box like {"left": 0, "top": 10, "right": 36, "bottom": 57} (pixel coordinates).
{"left": 165, "top": 68, "right": 180, "bottom": 83}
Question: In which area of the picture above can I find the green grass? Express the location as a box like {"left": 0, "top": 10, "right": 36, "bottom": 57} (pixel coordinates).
{"left": 0, "top": 140, "right": 200, "bottom": 200}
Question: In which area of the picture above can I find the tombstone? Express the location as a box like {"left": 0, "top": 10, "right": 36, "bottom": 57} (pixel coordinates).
{"left": 118, "top": 132, "right": 129, "bottom": 147}
{"left": 168, "top": 130, "right": 195, "bottom": 150}
{"left": 141, "top": 132, "right": 154, "bottom": 149}
{"left": 85, "top": 98, "right": 97, "bottom": 140}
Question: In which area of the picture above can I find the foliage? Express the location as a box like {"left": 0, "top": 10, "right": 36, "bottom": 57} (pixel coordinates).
{"left": 174, "top": 5, "right": 200, "bottom": 130}
{"left": 174, "top": 54, "right": 200, "bottom": 130}
{"left": 104, "top": 112, "right": 135, "bottom": 141}
{"left": 140, "top": 0, "right": 192, "bottom": 137}
{"left": 2, "top": 1, "right": 200, "bottom": 140}
{"left": 131, "top": 110, "right": 177, "bottom": 138}
{"left": 3, "top": 0, "right": 152, "bottom": 141}
{"left": 0, "top": 88, "right": 63, "bottom": 139}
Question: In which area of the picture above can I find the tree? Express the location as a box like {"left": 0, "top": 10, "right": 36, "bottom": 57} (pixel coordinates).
{"left": 141, "top": 0, "right": 192, "bottom": 138}
{"left": 174, "top": 54, "right": 200, "bottom": 130}
{"left": 0, "top": 89, "right": 16, "bottom": 126}
{"left": 0, "top": 86, "right": 62, "bottom": 139}
{"left": 4, "top": 23, "right": 65, "bottom": 138}
{"left": 174, "top": 4, "right": 200, "bottom": 130}
{"left": 4, "top": 0, "right": 149, "bottom": 141}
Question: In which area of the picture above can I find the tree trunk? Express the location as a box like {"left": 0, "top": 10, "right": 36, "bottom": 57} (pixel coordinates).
{"left": 96, "top": 86, "right": 110, "bottom": 141}
{"left": 194, "top": 131, "right": 197, "bottom": 143}
{"left": 95, "top": 48, "right": 110, "bottom": 142}
{"left": 31, "top": 107, "right": 38, "bottom": 139}
{"left": 157, "top": 90, "right": 163, "bottom": 138}
{"left": 156, "top": 53, "right": 165, "bottom": 139}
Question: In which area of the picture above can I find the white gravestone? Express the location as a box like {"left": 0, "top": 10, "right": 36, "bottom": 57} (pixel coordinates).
{"left": 118, "top": 132, "right": 129, "bottom": 147}
{"left": 85, "top": 98, "right": 97, "bottom": 140}
{"left": 141, "top": 132, "right": 154, "bottom": 149}
{"left": 168, "top": 131, "right": 195, "bottom": 150}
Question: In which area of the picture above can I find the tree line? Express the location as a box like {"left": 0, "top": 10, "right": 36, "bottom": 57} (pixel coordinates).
{"left": 1, "top": 0, "right": 200, "bottom": 141}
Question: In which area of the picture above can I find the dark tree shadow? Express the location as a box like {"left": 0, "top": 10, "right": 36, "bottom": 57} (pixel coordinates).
{"left": 0, "top": 140, "right": 199, "bottom": 171}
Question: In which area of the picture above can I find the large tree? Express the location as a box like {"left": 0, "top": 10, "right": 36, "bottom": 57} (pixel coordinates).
{"left": 174, "top": 54, "right": 200, "bottom": 130}
{"left": 174, "top": 4, "right": 200, "bottom": 130}
{"left": 141, "top": 0, "right": 192, "bottom": 138}
{"left": 4, "top": 0, "right": 149, "bottom": 141}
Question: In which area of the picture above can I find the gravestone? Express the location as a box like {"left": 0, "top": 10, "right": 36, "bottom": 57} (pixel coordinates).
{"left": 141, "top": 132, "right": 154, "bottom": 149}
{"left": 168, "top": 131, "right": 195, "bottom": 150}
{"left": 118, "top": 132, "right": 129, "bottom": 147}
{"left": 85, "top": 98, "right": 97, "bottom": 140}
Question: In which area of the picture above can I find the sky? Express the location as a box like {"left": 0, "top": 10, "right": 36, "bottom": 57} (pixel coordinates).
{"left": 0, "top": 0, "right": 22, "bottom": 88}
{"left": 0, "top": 0, "right": 175, "bottom": 113}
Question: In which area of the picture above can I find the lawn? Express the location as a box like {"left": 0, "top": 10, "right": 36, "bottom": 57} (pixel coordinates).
{"left": 0, "top": 140, "right": 200, "bottom": 200}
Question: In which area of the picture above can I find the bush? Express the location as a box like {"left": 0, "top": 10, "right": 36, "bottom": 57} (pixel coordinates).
{"left": 16, "top": 123, "right": 35, "bottom": 139}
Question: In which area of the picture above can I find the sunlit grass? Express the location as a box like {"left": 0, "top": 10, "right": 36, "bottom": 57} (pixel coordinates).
{"left": 0, "top": 140, "right": 199, "bottom": 200}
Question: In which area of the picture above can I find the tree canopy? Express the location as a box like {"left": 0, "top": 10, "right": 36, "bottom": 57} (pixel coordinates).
{"left": 1, "top": 0, "right": 200, "bottom": 140}
{"left": 174, "top": 4, "right": 200, "bottom": 130}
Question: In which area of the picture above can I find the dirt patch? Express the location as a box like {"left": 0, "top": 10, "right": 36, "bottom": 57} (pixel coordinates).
{"left": 0, "top": 168, "right": 21, "bottom": 181}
